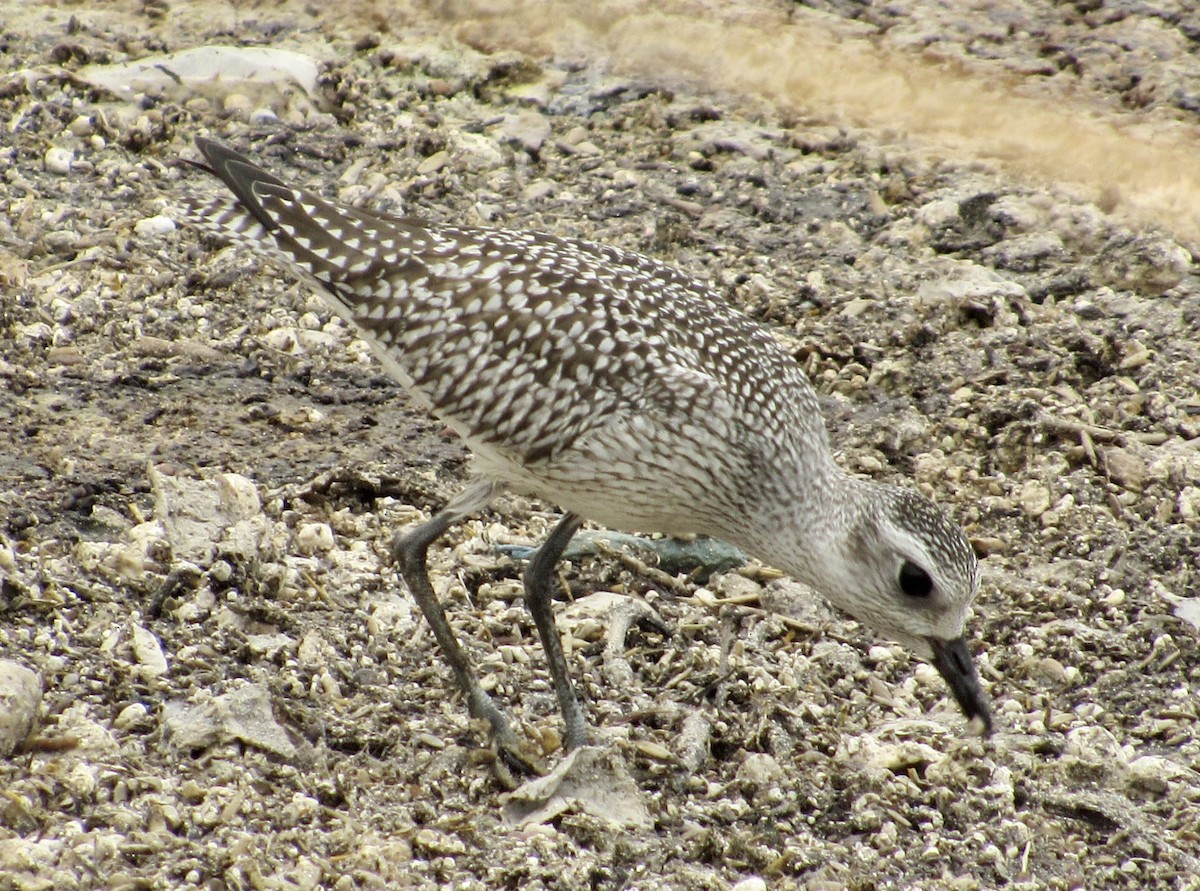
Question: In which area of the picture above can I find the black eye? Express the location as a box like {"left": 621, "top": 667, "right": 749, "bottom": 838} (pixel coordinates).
{"left": 899, "top": 561, "right": 934, "bottom": 598}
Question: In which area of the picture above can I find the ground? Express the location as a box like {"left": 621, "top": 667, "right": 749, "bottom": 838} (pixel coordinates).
{"left": 1, "top": 1, "right": 1199, "bottom": 889}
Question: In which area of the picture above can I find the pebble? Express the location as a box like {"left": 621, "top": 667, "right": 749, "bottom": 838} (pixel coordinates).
{"left": 1177, "top": 487, "right": 1200, "bottom": 521}
{"left": 1018, "top": 480, "right": 1051, "bottom": 517}
{"left": 1064, "top": 725, "right": 1125, "bottom": 773}
{"left": 916, "top": 259, "right": 1027, "bottom": 307}
{"left": 1097, "top": 236, "right": 1190, "bottom": 295}
{"left": 44, "top": 147, "right": 74, "bottom": 174}
{"left": 223, "top": 92, "right": 252, "bottom": 115}
{"left": 634, "top": 740, "right": 674, "bottom": 762}
{"left": 846, "top": 735, "right": 943, "bottom": 774}
{"left": 521, "top": 180, "right": 556, "bottom": 202}
{"left": 417, "top": 150, "right": 449, "bottom": 175}
{"left": 295, "top": 523, "right": 335, "bottom": 554}
{"left": 164, "top": 684, "right": 297, "bottom": 758}
{"left": 1103, "top": 448, "right": 1146, "bottom": 492}
{"left": 113, "top": 702, "right": 151, "bottom": 731}
{"left": 216, "top": 472, "right": 261, "bottom": 519}
{"left": 134, "top": 214, "right": 176, "bottom": 238}
{"left": 246, "top": 633, "right": 295, "bottom": 658}
{"left": 1125, "top": 755, "right": 1184, "bottom": 795}
{"left": 736, "top": 753, "right": 783, "bottom": 788}
{"left": 867, "top": 644, "right": 898, "bottom": 665}
{"left": 131, "top": 625, "right": 169, "bottom": 680}
{"left": 0, "top": 660, "right": 41, "bottom": 756}
{"left": 501, "top": 110, "right": 551, "bottom": 153}
{"left": 68, "top": 115, "right": 95, "bottom": 136}
{"left": 262, "top": 326, "right": 339, "bottom": 354}
{"left": 414, "top": 828, "right": 467, "bottom": 855}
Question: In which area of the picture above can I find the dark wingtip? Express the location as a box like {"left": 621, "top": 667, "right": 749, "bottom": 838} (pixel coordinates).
{"left": 194, "top": 137, "right": 250, "bottom": 172}
{"left": 929, "top": 635, "right": 993, "bottom": 737}
{"left": 190, "top": 138, "right": 286, "bottom": 232}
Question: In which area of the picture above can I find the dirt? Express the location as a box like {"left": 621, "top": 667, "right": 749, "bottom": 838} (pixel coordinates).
{"left": 1, "top": 2, "right": 1198, "bottom": 890}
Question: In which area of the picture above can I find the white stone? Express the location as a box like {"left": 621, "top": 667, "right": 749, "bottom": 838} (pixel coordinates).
{"left": 295, "top": 523, "right": 335, "bottom": 555}
{"left": 113, "top": 702, "right": 149, "bottom": 731}
{"left": 216, "top": 473, "right": 261, "bottom": 520}
{"left": 134, "top": 214, "right": 176, "bottom": 237}
{"left": 131, "top": 625, "right": 169, "bottom": 680}
{"left": 0, "top": 661, "right": 41, "bottom": 757}
{"left": 736, "top": 753, "right": 783, "bottom": 788}
{"left": 44, "top": 146, "right": 74, "bottom": 174}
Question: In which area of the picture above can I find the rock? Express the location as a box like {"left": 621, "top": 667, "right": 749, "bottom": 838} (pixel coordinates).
{"left": 736, "top": 753, "right": 783, "bottom": 789}
{"left": 262, "top": 326, "right": 339, "bottom": 354}
{"left": 1178, "top": 487, "right": 1200, "bottom": 521}
{"left": 521, "top": 179, "right": 556, "bottom": 202}
{"left": 295, "top": 523, "right": 335, "bottom": 555}
{"left": 164, "top": 684, "right": 298, "bottom": 759}
{"left": 501, "top": 746, "right": 651, "bottom": 829}
{"left": 673, "top": 120, "right": 781, "bottom": 161}
{"left": 0, "top": 838, "right": 63, "bottom": 882}
{"left": 416, "top": 150, "right": 449, "bottom": 175}
{"left": 451, "top": 132, "right": 506, "bottom": 171}
{"left": 915, "top": 258, "right": 1027, "bottom": 310}
{"left": 983, "top": 232, "right": 1065, "bottom": 272}
{"left": 1170, "top": 597, "right": 1200, "bottom": 632}
{"left": 1094, "top": 234, "right": 1190, "bottom": 295}
{"left": 1103, "top": 448, "right": 1146, "bottom": 492}
{"left": 76, "top": 46, "right": 321, "bottom": 114}
{"left": 758, "top": 578, "right": 839, "bottom": 626}
{"left": 245, "top": 632, "right": 295, "bottom": 659}
{"left": 149, "top": 467, "right": 265, "bottom": 565}
{"left": 916, "top": 192, "right": 1007, "bottom": 251}
{"left": 216, "top": 473, "right": 261, "bottom": 519}
{"left": 131, "top": 625, "right": 169, "bottom": 681}
{"left": 500, "top": 110, "right": 551, "bottom": 153}
{"left": 1018, "top": 480, "right": 1052, "bottom": 518}
{"left": 841, "top": 734, "right": 943, "bottom": 775}
{"left": 1063, "top": 725, "right": 1126, "bottom": 774}
{"left": 1126, "top": 755, "right": 1187, "bottom": 795}
{"left": 44, "top": 147, "right": 73, "bottom": 175}
{"left": 113, "top": 703, "right": 151, "bottom": 732}
{"left": 0, "top": 661, "right": 41, "bottom": 757}
{"left": 134, "top": 214, "right": 176, "bottom": 238}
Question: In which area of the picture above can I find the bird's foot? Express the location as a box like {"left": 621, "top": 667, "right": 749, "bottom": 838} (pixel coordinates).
{"left": 464, "top": 690, "right": 548, "bottom": 789}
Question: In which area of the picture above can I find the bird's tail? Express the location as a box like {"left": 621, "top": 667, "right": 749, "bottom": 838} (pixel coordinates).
{"left": 177, "top": 138, "right": 411, "bottom": 303}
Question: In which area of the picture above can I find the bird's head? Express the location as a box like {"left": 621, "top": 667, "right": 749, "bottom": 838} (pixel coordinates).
{"left": 792, "top": 483, "right": 992, "bottom": 734}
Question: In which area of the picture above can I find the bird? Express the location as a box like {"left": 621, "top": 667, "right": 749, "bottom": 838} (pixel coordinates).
{"left": 180, "top": 136, "right": 993, "bottom": 773}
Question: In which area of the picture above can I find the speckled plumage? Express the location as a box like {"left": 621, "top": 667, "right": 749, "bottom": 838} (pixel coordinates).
{"left": 184, "top": 165, "right": 828, "bottom": 540}
{"left": 182, "top": 138, "right": 992, "bottom": 738}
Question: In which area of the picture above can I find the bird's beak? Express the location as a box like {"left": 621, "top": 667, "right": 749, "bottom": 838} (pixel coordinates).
{"left": 928, "top": 635, "right": 993, "bottom": 736}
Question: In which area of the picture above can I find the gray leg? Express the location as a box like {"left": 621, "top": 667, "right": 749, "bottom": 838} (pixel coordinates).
{"left": 524, "top": 513, "right": 589, "bottom": 749}
{"left": 391, "top": 482, "right": 536, "bottom": 777}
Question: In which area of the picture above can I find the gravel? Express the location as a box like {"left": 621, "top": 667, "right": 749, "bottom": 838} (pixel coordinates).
{"left": 1, "top": 1, "right": 1198, "bottom": 889}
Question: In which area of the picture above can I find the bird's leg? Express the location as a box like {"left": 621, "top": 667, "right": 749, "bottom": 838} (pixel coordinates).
{"left": 391, "top": 483, "right": 540, "bottom": 781}
{"left": 523, "top": 512, "right": 589, "bottom": 750}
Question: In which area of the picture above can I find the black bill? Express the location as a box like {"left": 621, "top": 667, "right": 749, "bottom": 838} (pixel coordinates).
{"left": 929, "top": 635, "right": 993, "bottom": 736}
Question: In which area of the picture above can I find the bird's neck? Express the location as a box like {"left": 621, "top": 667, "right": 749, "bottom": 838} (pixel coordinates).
{"left": 725, "top": 465, "right": 868, "bottom": 590}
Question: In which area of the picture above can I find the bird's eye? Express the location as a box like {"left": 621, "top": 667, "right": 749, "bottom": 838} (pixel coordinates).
{"left": 898, "top": 561, "right": 934, "bottom": 598}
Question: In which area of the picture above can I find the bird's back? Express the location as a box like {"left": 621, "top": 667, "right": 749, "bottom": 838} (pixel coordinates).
{"left": 183, "top": 140, "right": 834, "bottom": 534}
